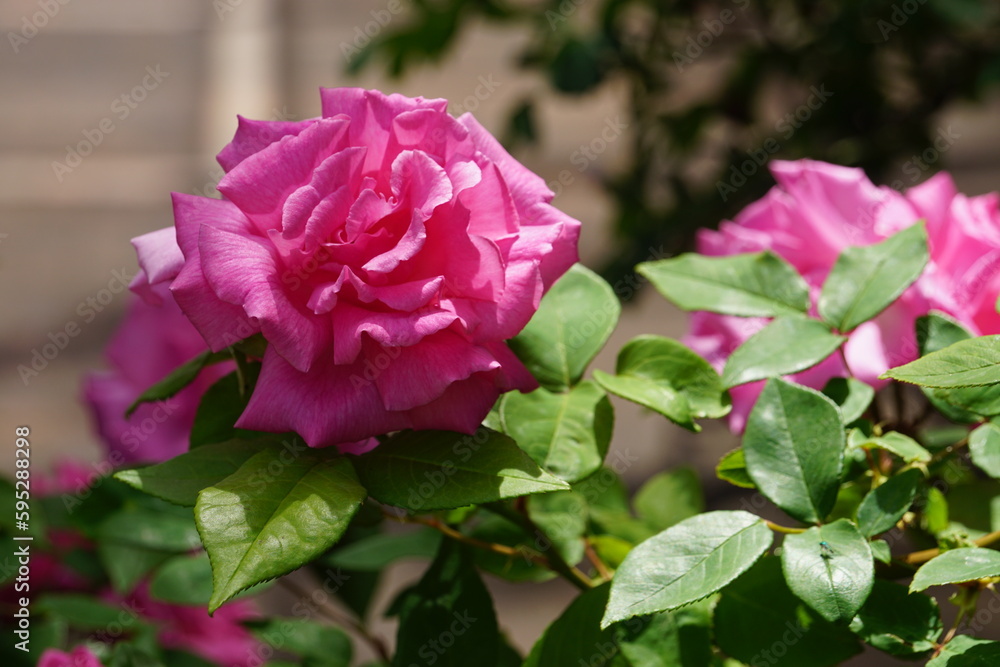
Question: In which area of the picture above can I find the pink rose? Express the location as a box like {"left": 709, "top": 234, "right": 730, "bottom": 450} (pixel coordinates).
{"left": 38, "top": 646, "right": 104, "bottom": 667}
{"left": 133, "top": 88, "right": 579, "bottom": 450}
{"left": 686, "top": 159, "right": 1000, "bottom": 431}
{"left": 82, "top": 283, "right": 230, "bottom": 463}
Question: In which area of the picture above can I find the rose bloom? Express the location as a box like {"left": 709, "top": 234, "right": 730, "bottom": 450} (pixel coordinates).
{"left": 83, "top": 283, "right": 230, "bottom": 464}
{"left": 38, "top": 646, "right": 104, "bottom": 667}
{"left": 132, "top": 88, "right": 579, "bottom": 451}
{"left": 686, "top": 159, "right": 1000, "bottom": 431}
{"left": 106, "top": 584, "right": 259, "bottom": 667}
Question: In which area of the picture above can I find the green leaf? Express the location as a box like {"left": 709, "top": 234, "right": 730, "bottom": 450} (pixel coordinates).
{"left": 923, "top": 487, "right": 950, "bottom": 535}
{"left": 508, "top": 264, "right": 620, "bottom": 391}
{"left": 190, "top": 369, "right": 260, "bottom": 447}
{"left": 881, "top": 335, "right": 1000, "bottom": 388}
{"left": 851, "top": 431, "right": 931, "bottom": 464}
{"left": 915, "top": 313, "right": 985, "bottom": 422}
{"left": 149, "top": 553, "right": 214, "bottom": 606}
{"left": 351, "top": 428, "right": 569, "bottom": 511}
{"left": 195, "top": 449, "right": 366, "bottom": 612}
{"left": 525, "top": 584, "right": 714, "bottom": 667}
{"left": 910, "top": 547, "right": 1000, "bottom": 592}
{"left": 601, "top": 510, "right": 772, "bottom": 627}
{"left": 638, "top": 251, "right": 810, "bottom": 317}
{"left": 528, "top": 490, "right": 587, "bottom": 566}
{"left": 869, "top": 539, "right": 892, "bottom": 564}
{"left": 714, "top": 557, "right": 862, "bottom": 667}
{"left": 98, "top": 541, "right": 174, "bottom": 594}
{"left": 38, "top": 594, "right": 151, "bottom": 631}
{"left": 927, "top": 635, "right": 1000, "bottom": 666}
{"left": 115, "top": 437, "right": 276, "bottom": 506}
{"left": 855, "top": 469, "right": 922, "bottom": 537}
{"left": 918, "top": 312, "right": 974, "bottom": 355}
{"left": 589, "top": 535, "right": 632, "bottom": 570}
{"left": 97, "top": 504, "right": 201, "bottom": 552}
{"left": 523, "top": 583, "right": 618, "bottom": 667}
{"left": 780, "top": 520, "right": 874, "bottom": 623}
{"left": 850, "top": 580, "right": 941, "bottom": 657}
{"left": 715, "top": 449, "right": 756, "bottom": 489}
{"left": 818, "top": 222, "right": 928, "bottom": 333}
{"left": 499, "top": 381, "right": 613, "bottom": 483}
{"left": 821, "top": 377, "right": 874, "bottom": 424}
{"left": 615, "top": 599, "right": 714, "bottom": 667}
{"left": 633, "top": 467, "right": 704, "bottom": 531}
{"left": 722, "top": 317, "right": 846, "bottom": 388}
{"left": 325, "top": 529, "right": 441, "bottom": 571}
{"left": 250, "top": 618, "right": 353, "bottom": 667}
{"left": 468, "top": 513, "right": 554, "bottom": 583}
{"left": 594, "top": 335, "right": 730, "bottom": 432}
{"left": 934, "top": 384, "right": 1000, "bottom": 419}
{"left": 970, "top": 422, "right": 1000, "bottom": 478}
{"left": 391, "top": 541, "right": 498, "bottom": 667}
{"left": 126, "top": 349, "right": 229, "bottom": 417}
{"left": 743, "top": 379, "right": 845, "bottom": 523}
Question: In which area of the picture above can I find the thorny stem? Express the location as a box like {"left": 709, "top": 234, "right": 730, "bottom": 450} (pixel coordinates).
{"left": 585, "top": 539, "right": 614, "bottom": 581}
{"left": 277, "top": 577, "right": 391, "bottom": 662}
{"left": 901, "top": 529, "right": 1000, "bottom": 566}
{"left": 384, "top": 509, "right": 594, "bottom": 591}
{"left": 489, "top": 500, "right": 595, "bottom": 591}
{"left": 765, "top": 521, "right": 806, "bottom": 535}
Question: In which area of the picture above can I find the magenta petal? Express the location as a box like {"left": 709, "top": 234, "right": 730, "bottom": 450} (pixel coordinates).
{"left": 199, "top": 224, "right": 328, "bottom": 372}
{"left": 405, "top": 372, "right": 501, "bottom": 434}
{"left": 171, "top": 193, "right": 251, "bottom": 258}
{"left": 217, "top": 118, "right": 350, "bottom": 231}
{"left": 237, "top": 347, "right": 410, "bottom": 447}
{"left": 171, "top": 258, "right": 258, "bottom": 352}
{"left": 319, "top": 88, "right": 449, "bottom": 173}
{"left": 483, "top": 340, "right": 539, "bottom": 392}
{"left": 458, "top": 113, "right": 554, "bottom": 214}
{"left": 332, "top": 302, "right": 459, "bottom": 364}
{"left": 130, "top": 227, "right": 184, "bottom": 305}
{"left": 280, "top": 146, "right": 366, "bottom": 242}
{"left": 362, "top": 150, "right": 452, "bottom": 274}
{"left": 217, "top": 115, "right": 317, "bottom": 173}
{"left": 374, "top": 332, "right": 501, "bottom": 411}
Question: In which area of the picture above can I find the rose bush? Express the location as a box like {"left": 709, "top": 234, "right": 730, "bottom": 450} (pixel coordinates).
{"left": 3, "top": 463, "right": 260, "bottom": 667}
{"left": 132, "top": 88, "right": 579, "bottom": 451}
{"left": 685, "top": 159, "right": 1000, "bottom": 430}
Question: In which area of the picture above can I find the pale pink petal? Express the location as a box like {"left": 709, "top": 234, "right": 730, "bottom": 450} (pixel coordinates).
{"left": 130, "top": 227, "right": 184, "bottom": 305}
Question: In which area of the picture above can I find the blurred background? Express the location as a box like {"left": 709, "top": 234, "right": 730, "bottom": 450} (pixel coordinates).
{"left": 3, "top": 0, "right": 1000, "bottom": 663}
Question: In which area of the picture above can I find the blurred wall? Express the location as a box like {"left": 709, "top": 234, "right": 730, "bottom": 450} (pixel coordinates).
{"left": 2, "top": 1, "right": 1000, "bottom": 662}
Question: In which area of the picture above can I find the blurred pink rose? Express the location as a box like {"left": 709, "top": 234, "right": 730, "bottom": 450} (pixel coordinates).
{"left": 111, "top": 584, "right": 259, "bottom": 667}
{"left": 133, "top": 88, "right": 579, "bottom": 450}
{"left": 686, "top": 159, "right": 1000, "bottom": 430}
{"left": 38, "top": 646, "right": 104, "bottom": 667}
{"left": 82, "top": 283, "right": 230, "bottom": 464}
